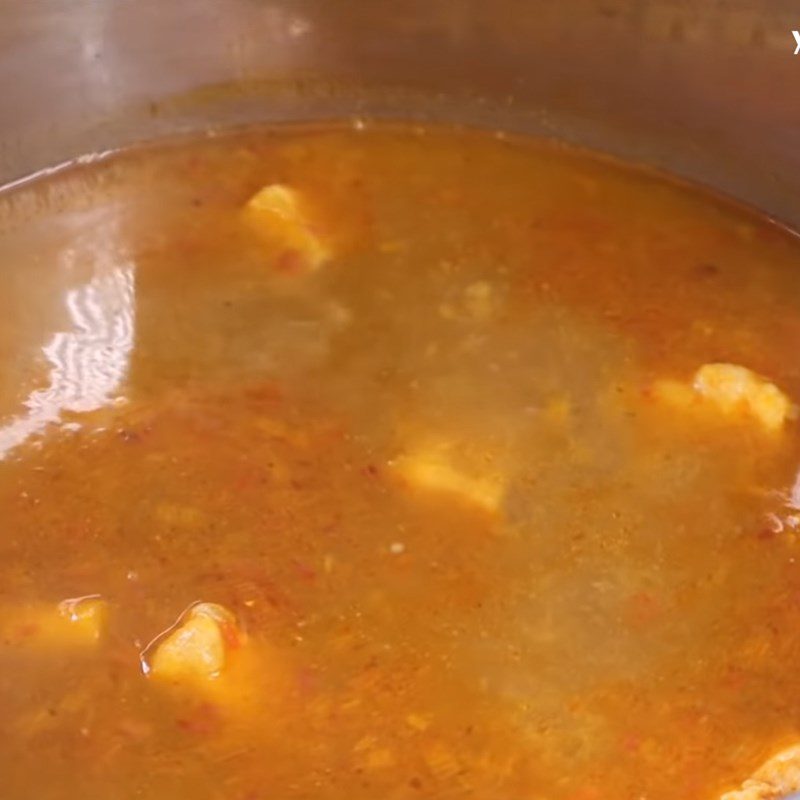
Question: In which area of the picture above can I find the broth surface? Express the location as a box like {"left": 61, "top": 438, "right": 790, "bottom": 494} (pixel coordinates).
{"left": 1, "top": 124, "right": 800, "bottom": 799}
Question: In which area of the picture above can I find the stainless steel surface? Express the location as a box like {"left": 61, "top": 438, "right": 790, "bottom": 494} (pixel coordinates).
{"left": 0, "top": 0, "right": 799, "bottom": 225}
{"left": 0, "top": 2, "right": 799, "bottom": 796}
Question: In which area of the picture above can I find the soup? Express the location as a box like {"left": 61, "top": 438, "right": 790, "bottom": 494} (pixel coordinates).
{"left": 1, "top": 124, "right": 800, "bottom": 800}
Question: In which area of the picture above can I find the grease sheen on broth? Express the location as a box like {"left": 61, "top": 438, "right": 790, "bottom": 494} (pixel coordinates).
{"left": 1, "top": 124, "right": 800, "bottom": 800}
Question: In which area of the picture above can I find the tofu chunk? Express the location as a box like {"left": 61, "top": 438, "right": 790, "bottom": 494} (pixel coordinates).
{"left": 721, "top": 743, "right": 800, "bottom": 799}
{"left": 57, "top": 595, "right": 108, "bottom": 642}
{"left": 244, "top": 184, "right": 329, "bottom": 271}
{"left": 694, "top": 364, "right": 794, "bottom": 432}
{"left": 143, "top": 602, "right": 243, "bottom": 684}
{"left": 142, "top": 603, "right": 290, "bottom": 718}
{"left": 652, "top": 363, "right": 795, "bottom": 433}
{"left": 393, "top": 446, "right": 503, "bottom": 513}
{"left": 0, "top": 595, "right": 108, "bottom": 649}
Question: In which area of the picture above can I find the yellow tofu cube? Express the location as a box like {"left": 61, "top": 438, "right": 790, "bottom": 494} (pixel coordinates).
{"left": 1, "top": 595, "right": 108, "bottom": 649}
{"left": 694, "top": 363, "right": 795, "bottom": 432}
{"left": 244, "top": 184, "right": 329, "bottom": 271}
{"left": 393, "top": 447, "right": 503, "bottom": 512}
{"left": 142, "top": 604, "right": 290, "bottom": 719}
{"left": 652, "top": 363, "right": 795, "bottom": 433}
{"left": 720, "top": 743, "right": 800, "bottom": 800}
{"left": 56, "top": 595, "right": 108, "bottom": 643}
{"left": 143, "top": 602, "right": 242, "bottom": 684}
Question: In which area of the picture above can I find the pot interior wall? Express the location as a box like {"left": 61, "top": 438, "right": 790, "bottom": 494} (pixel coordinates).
{"left": 0, "top": 0, "right": 798, "bottom": 226}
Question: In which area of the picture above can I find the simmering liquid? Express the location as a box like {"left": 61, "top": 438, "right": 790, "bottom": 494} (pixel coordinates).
{"left": 1, "top": 124, "right": 800, "bottom": 800}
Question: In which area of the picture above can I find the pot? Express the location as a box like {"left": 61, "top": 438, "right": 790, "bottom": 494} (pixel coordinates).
{"left": 0, "top": 0, "right": 798, "bottom": 227}
{"left": 2, "top": 4, "right": 800, "bottom": 798}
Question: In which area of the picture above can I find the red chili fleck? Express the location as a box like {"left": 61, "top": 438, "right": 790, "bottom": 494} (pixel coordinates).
{"left": 176, "top": 702, "right": 223, "bottom": 736}
{"left": 274, "top": 249, "right": 306, "bottom": 274}
{"left": 622, "top": 733, "right": 641, "bottom": 753}
{"left": 293, "top": 560, "right": 316, "bottom": 582}
{"left": 244, "top": 381, "right": 284, "bottom": 405}
{"left": 624, "top": 590, "right": 663, "bottom": 627}
{"left": 295, "top": 667, "right": 319, "bottom": 696}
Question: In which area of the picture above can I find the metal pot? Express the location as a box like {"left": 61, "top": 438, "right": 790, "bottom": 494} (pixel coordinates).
{"left": 1, "top": 0, "right": 798, "bottom": 227}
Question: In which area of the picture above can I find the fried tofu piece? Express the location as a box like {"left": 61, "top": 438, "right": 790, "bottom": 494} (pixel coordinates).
{"left": 57, "top": 595, "right": 108, "bottom": 642}
{"left": 393, "top": 446, "right": 504, "bottom": 512}
{"left": 694, "top": 364, "right": 794, "bottom": 432}
{"left": 652, "top": 363, "right": 795, "bottom": 432}
{"left": 721, "top": 743, "right": 800, "bottom": 799}
{"left": 244, "top": 184, "right": 329, "bottom": 270}
{"left": 142, "top": 602, "right": 243, "bottom": 684}
{"left": 142, "top": 603, "right": 290, "bottom": 719}
{"left": 0, "top": 595, "right": 108, "bottom": 649}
